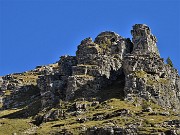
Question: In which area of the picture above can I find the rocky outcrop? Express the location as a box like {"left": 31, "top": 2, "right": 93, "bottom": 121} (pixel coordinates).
{"left": 0, "top": 64, "right": 58, "bottom": 109}
{"left": 0, "top": 24, "right": 179, "bottom": 135}
{"left": 36, "top": 24, "right": 180, "bottom": 113}
{"left": 85, "top": 125, "right": 180, "bottom": 135}
{"left": 37, "top": 32, "right": 133, "bottom": 108}
{"left": 85, "top": 126, "right": 138, "bottom": 135}
{"left": 123, "top": 24, "right": 180, "bottom": 112}
{"left": 1, "top": 72, "right": 39, "bottom": 109}
{"left": 131, "top": 24, "right": 159, "bottom": 56}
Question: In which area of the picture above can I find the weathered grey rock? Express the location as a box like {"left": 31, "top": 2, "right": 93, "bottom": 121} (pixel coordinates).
{"left": 131, "top": 24, "right": 159, "bottom": 56}
{"left": 0, "top": 24, "right": 180, "bottom": 134}
{"left": 85, "top": 126, "right": 138, "bottom": 135}
{"left": 123, "top": 24, "right": 180, "bottom": 112}
{"left": 59, "top": 55, "right": 77, "bottom": 76}
{"left": 35, "top": 24, "right": 180, "bottom": 113}
{"left": 42, "top": 109, "right": 61, "bottom": 122}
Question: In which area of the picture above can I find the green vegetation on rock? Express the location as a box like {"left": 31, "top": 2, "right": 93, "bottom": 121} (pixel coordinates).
{"left": 166, "top": 57, "right": 173, "bottom": 67}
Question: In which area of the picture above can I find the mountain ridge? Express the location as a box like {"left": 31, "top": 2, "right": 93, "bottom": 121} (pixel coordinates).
{"left": 0, "top": 24, "right": 179, "bottom": 135}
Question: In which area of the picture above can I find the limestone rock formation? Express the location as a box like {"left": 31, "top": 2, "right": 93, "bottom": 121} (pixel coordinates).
{"left": 0, "top": 24, "right": 179, "bottom": 135}
{"left": 124, "top": 24, "right": 180, "bottom": 112}
{"left": 36, "top": 24, "right": 180, "bottom": 113}
{"left": 131, "top": 24, "right": 159, "bottom": 55}
{"left": 36, "top": 31, "right": 134, "bottom": 108}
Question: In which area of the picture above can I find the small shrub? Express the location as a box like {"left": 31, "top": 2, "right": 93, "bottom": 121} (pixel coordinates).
{"left": 166, "top": 57, "right": 173, "bottom": 67}
{"left": 141, "top": 100, "right": 151, "bottom": 110}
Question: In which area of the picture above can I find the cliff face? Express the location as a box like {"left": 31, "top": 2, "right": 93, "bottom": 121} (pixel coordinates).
{"left": 37, "top": 24, "right": 179, "bottom": 112}
{"left": 123, "top": 24, "right": 180, "bottom": 112}
{"left": 0, "top": 24, "right": 179, "bottom": 135}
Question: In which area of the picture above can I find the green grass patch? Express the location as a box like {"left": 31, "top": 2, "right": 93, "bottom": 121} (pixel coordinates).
{"left": 0, "top": 118, "right": 31, "bottom": 135}
{"left": 134, "top": 71, "right": 147, "bottom": 78}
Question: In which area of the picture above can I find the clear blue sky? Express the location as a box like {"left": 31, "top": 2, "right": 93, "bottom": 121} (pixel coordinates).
{"left": 0, "top": 0, "right": 180, "bottom": 76}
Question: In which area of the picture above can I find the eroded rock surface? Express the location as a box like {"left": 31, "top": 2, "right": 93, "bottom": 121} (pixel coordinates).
{"left": 35, "top": 24, "right": 179, "bottom": 113}
{"left": 0, "top": 24, "right": 179, "bottom": 135}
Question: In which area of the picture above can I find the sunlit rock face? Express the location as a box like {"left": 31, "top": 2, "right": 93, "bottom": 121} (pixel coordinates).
{"left": 0, "top": 24, "right": 180, "bottom": 135}
{"left": 131, "top": 24, "right": 159, "bottom": 56}
{"left": 123, "top": 24, "right": 180, "bottom": 112}
{"left": 34, "top": 24, "right": 180, "bottom": 112}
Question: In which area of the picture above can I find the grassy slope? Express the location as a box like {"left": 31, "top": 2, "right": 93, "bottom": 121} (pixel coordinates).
{"left": 39, "top": 99, "right": 179, "bottom": 134}
{"left": 0, "top": 98, "right": 179, "bottom": 135}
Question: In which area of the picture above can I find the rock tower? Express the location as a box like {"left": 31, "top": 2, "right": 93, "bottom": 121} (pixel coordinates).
{"left": 124, "top": 24, "right": 180, "bottom": 111}
{"left": 131, "top": 24, "right": 159, "bottom": 55}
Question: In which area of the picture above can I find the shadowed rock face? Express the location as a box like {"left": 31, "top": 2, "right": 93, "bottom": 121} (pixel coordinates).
{"left": 34, "top": 24, "right": 180, "bottom": 112}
